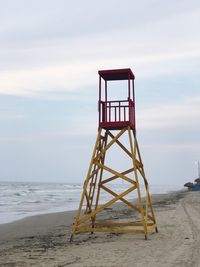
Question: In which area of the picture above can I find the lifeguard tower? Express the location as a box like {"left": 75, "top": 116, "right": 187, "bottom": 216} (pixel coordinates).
{"left": 70, "top": 68, "right": 157, "bottom": 240}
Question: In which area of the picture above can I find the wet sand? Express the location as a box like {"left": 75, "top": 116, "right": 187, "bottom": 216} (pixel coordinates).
{"left": 1, "top": 190, "right": 200, "bottom": 267}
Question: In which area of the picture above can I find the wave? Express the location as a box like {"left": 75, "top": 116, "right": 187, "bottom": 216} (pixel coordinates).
{"left": 0, "top": 181, "right": 181, "bottom": 224}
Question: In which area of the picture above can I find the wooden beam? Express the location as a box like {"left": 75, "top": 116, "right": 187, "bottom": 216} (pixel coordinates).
{"left": 77, "top": 227, "right": 145, "bottom": 234}
{"left": 92, "top": 132, "right": 108, "bottom": 226}
{"left": 95, "top": 128, "right": 127, "bottom": 161}
{"left": 107, "top": 130, "right": 143, "bottom": 168}
{"left": 94, "top": 222, "right": 155, "bottom": 227}
{"left": 84, "top": 191, "right": 92, "bottom": 213}
{"left": 101, "top": 184, "right": 137, "bottom": 210}
{"left": 146, "top": 224, "right": 157, "bottom": 232}
{"left": 101, "top": 184, "right": 154, "bottom": 221}
{"left": 77, "top": 186, "right": 136, "bottom": 225}
{"left": 72, "top": 128, "right": 102, "bottom": 234}
{"left": 128, "top": 127, "right": 147, "bottom": 234}
{"left": 101, "top": 168, "right": 134, "bottom": 185}
{"left": 133, "top": 130, "right": 157, "bottom": 226}
{"left": 95, "top": 161, "right": 136, "bottom": 185}
{"left": 89, "top": 166, "right": 100, "bottom": 180}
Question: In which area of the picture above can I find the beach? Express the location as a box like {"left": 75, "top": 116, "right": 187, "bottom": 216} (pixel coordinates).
{"left": 1, "top": 190, "right": 200, "bottom": 267}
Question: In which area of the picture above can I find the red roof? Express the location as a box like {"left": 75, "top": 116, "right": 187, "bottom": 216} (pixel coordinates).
{"left": 98, "top": 68, "right": 135, "bottom": 81}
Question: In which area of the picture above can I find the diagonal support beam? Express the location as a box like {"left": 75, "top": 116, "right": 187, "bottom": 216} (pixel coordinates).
{"left": 95, "top": 127, "right": 127, "bottom": 161}
{"left": 107, "top": 130, "right": 142, "bottom": 168}
{"left": 84, "top": 191, "right": 92, "bottom": 213}
{"left": 88, "top": 166, "right": 101, "bottom": 180}
{"left": 77, "top": 186, "right": 136, "bottom": 225}
{"left": 101, "top": 168, "right": 134, "bottom": 185}
{"left": 101, "top": 184, "right": 153, "bottom": 221}
{"left": 101, "top": 184, "right": 137, "bottom": 210}
{"left": 94, "top": 161, "right": 136, "bottom": 185}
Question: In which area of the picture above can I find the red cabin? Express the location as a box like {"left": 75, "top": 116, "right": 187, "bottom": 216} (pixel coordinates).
{"left": 98, "top": 68, "right": 135, "bottom": 130}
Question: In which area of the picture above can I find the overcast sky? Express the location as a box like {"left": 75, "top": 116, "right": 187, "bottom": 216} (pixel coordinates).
{"left": 0, "top": 0, "right": 200, "bottom": 187}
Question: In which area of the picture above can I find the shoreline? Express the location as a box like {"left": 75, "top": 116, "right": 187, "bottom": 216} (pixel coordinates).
{"left": 2, "top": 189, "right": 200, "bottom": 267}
{"left": 0, "top": 187, "right": 182, "bottom": 226}
{"left": 0, "top": 204, "right": 78, "bottom": 226}
{"left": 0, "top": 190, "right": 184, "bottom": 242}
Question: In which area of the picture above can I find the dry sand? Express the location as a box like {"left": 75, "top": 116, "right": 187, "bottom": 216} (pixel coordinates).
{"left": 1, "top": 190, "right": 200, "bottom": 267}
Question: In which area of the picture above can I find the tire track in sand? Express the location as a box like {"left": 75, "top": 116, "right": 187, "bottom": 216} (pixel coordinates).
{"left": 181, "top": 195, "right": 200, "bottom": 267}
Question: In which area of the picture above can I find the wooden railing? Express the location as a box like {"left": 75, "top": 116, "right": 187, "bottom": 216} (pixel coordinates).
{"left": 100, "top": 99, "right": 134, "bottom": 125}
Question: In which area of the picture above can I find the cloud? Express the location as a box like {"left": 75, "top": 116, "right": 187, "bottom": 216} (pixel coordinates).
{"left": 143, "top": 143, "right": 200, "bottom": 152}
{"left": 1, "top": 0, "right": 199, "bottom": 43}
{"left": 0, "top": 63, "right": 97, "bottom": 96}
{"left": 137, "top": 96, "right": 200, "bottom": 129}
{"left": 0, "top": 3, "right": 200, "bottom": 97}
{"left": 0, "top": 114, "right": 25, "bottom": 120}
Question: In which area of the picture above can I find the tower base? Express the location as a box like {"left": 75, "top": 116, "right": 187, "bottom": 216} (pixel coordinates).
{"left": 70, "top": 127, "right": 158, "bottom": 240}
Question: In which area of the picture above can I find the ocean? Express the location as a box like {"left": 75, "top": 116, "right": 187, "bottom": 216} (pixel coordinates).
{"left": 0, "top": 181, "right": 181, "bottom": 224}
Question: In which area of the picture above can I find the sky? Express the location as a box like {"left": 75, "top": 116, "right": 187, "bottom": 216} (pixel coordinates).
{"left": 0, "top": 0, "right": 200, "bottom": 187}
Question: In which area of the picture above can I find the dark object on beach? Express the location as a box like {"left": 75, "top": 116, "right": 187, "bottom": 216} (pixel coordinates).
{"left": 184, "top": 182, "right": 193, "bottom": 189}
{"left": 194, "top": 178, "right": 200, "bottom": 184}
{"left": 184, "top": 181, "right": 200, "bottom": 191}
{"left": 191, "top": 184, "right": 200, "bottom": 191}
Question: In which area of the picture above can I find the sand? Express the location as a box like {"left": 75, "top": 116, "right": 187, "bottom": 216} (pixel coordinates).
{"left": 1, "top": 190, "right": 200, "bottom": 267}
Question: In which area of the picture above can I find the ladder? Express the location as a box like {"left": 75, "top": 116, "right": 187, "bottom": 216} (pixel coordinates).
{"left": 85, "top": 133, "right": 107, "bottom": 214}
